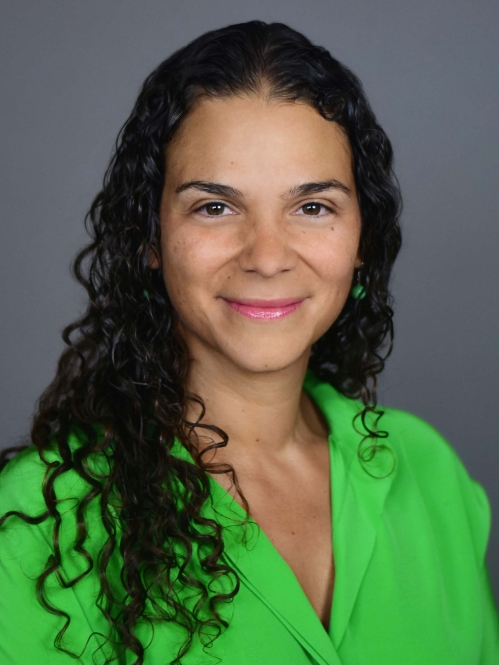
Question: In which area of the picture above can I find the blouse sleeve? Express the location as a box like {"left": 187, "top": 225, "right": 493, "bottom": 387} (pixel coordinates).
{"left": 0, "top": 446, "right": 122, "bottom": 665}
{"left": 470, "top": 479, "right": 499, "bottom": 663}
{"left": 389, "top": 406, "right": 499, "bottom": 663}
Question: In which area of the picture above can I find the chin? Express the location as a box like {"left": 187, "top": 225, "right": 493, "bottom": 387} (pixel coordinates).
{"left": 223, "top": 345, "right": 307, "bottom": 375}
{"left": 233, "top": 360, "right": 296, "bottom": 375}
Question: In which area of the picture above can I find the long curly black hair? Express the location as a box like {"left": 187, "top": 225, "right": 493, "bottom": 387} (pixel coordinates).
{"left": 0, "top": 19, "right": 401, "bottom": 665}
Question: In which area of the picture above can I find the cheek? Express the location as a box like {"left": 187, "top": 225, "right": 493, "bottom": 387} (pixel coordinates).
{"left": 310, "top": 233, "right": 358, "bottom": 285}
{"left": 308, "top": 239, "right": 358, "bottom": 321}
{"left": 161, "top": 230, "right": 221, "bottom": 304}
{"left": 319, "top": 265, "right": 353, "bottom": 317}
{"left": 325, "top": 258, "right": 355, "bottom": 289}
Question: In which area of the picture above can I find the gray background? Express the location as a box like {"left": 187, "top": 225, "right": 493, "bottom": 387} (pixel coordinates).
{"left": 1, "top": 1, "right": 498, "bottom": 606}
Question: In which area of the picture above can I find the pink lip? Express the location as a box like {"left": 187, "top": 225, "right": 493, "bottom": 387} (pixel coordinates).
{"left": 221, "top": 297, "right": 305, "bottom": 320}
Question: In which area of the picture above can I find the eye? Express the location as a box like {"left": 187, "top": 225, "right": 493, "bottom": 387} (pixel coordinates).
{"left": 193, "top": 201, "right": 235, "bottom": 217}
{"left": 294, "top": 202, "right": 335, "bottom": 217}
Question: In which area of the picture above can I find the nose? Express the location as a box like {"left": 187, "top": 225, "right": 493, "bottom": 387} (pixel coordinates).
{"left": 238, "top": 215, "right": 296, "bottom": 278}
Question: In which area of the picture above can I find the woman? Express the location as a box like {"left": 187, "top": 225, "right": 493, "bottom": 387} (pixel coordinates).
{"left": 0, "top": 19, "right": 497, "bottom": 665}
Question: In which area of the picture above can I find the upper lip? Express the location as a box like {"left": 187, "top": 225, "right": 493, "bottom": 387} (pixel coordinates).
{"left": 221, "top": 297, "right": 305, "bottom": 307}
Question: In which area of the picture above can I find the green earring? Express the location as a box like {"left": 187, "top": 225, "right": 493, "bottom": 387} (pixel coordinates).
{"left": 143, "top": 288, "right": 150, "bottom": 299}
{"left": 350, "top": 265, "right": 366, "bottom": 300}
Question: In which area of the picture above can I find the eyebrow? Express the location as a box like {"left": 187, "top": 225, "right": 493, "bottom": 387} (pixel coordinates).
{"left": 174, "top": 178, "right": 352, "bottom": 198}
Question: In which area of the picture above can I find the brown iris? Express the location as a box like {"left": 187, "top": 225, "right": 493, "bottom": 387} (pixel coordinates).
{"left": 302, "top": 203, "right": 322, "bottom": 215}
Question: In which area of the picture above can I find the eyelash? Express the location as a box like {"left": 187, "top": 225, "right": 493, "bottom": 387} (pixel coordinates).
{"left": 193, "top": 201, "right": 336, "bottom": 218}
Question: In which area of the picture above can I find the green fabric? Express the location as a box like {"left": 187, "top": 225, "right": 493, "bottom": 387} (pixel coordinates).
{"left": 1, "top": 368, "right": 498, "bottom": 664}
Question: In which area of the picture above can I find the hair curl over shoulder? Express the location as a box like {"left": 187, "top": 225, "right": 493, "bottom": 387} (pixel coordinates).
{"left": 0, "top": 19, "right": 401, "bottom": 665}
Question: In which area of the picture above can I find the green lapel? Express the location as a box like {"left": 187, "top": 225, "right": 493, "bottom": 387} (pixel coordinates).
{"left": 206, "top": 473, "right": 341, "bottom": 665}
{"left": 302, "top": 370, "right": 398, "bottom": 651}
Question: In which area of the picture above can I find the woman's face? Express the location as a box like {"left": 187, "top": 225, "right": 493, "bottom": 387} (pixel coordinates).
{"left": 150, "top": 93, "right": 363, "bottom": 374}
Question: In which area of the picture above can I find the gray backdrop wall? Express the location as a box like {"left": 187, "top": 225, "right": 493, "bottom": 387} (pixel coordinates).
{"left": 1, "top": 1, "right": 498, "bottom": 606}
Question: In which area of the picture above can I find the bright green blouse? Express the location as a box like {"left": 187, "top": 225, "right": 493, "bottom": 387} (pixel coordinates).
{"left": 1, "top": 369, "right": 498, "bottom": 664}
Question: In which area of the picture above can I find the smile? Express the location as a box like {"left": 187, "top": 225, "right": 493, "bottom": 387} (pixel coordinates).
{"left": 221, "top": 298, "right": 305, "bottom": 320}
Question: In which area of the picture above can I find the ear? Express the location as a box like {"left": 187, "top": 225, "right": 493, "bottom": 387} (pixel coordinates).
{"left": 147, "top": 245, "right": 161, "bottom": 270}
{"left": 354, "top": 253, "right": 364, "bottom": 270}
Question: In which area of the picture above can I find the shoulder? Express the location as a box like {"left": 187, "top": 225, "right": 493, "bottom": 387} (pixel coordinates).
{"left": 0, "top": 436, "right": 122, "bottom": 664}
{"left": 375, "top": 403, "right": 492, "bottom": 563}
{"left": 316, "top": 375, "right": 493, "bottom": 563}
{"left": 329, "top": 387, "right": 485, "bottom": 500}
{"left": 377, "top": 403, "right": 464, "bottom": 466}
{"left": 377, "top": 402, "right": 483, "bottom": 489}
{"left": 306, "top": 370, "right": 484, "bottom": 495}
{"left": 0, "top": 428, "right": 116, "bottom": 582}
{"left": 0, "top": 433, "right": 100, "bottom": 517}
{"left": 0, "top": 444, "right": 57, "bottom": 516}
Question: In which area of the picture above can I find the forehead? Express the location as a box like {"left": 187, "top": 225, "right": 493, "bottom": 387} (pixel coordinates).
{"left": 165, "top": 94, "right": 353, "bottom": 183}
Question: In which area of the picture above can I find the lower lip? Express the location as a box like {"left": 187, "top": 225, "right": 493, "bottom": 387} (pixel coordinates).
{"left": 222, "top": 299, "right": 304, "bottom": 319}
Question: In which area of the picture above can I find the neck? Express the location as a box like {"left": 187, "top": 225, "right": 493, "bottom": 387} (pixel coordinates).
{"left": 179, "top": 351, "right": 328, "bottom": 464}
